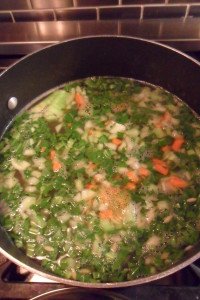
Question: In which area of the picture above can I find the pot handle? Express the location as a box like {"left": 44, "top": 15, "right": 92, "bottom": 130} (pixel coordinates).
{"left": 190, "top": 263, "right": 200, "bottom": 279}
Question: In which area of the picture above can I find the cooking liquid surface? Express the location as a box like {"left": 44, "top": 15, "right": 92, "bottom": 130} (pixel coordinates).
{"left": 0, "top": 77, "right": 200, "bottom": 283}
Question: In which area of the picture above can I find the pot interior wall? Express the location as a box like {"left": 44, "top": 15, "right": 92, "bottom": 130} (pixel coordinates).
{"left": 0, "top": 36, "right": 200, "bottom": 286}
{"left": 0, "top": 36, "right": 200, "bottom": 136}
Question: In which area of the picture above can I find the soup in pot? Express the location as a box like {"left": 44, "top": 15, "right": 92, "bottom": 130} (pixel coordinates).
{"left": 0, "top": 77, "right": 200, "bottom": 282}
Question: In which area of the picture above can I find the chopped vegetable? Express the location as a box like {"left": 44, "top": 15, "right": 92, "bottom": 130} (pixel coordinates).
{"left": 50, "top": 149, "right": 56, "bottom": 160}
{"left": 52, "top": 160, "right": 62, "bottom": 172}
{"left": 75, "top": 93, "right": 86, "bottom": 109}
{"left": 152, "top": 158, "right": 169, "bottom": 176}
{"left": 0, "top": 77, "right": 200, "bottom": 284}
{"left": 171, "top": 136, "right": 185, "bottom": 152}
{"left": 167, "top": 175, "right": 189, "bottom": 189}
{"left": 138, "top": 167, "right": 150, "bottom": 177}
{"left": 125, "top": 182, "right": 136, "bottom": 190}
{"left": 111, "top": 138, "right": 122, "bottom": 146}
{"left": 99, "top": 209, "right": 113, "bottom": 219}
{"left": 161, "top": 145, "right": 171, "bottom": 152}
{"left": 126, "top": 171, "right": 139, "bottom": 183}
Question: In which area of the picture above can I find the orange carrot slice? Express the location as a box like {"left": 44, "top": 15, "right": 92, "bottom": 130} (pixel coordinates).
{"left": 52, "top": 160, "right": 62, "bottom": 172}
{"left": 156, "top": 111, "right": 171, "bottom": 128}
{"left": 152, "top": 158, "right": 169, "bottom": 176}
{"left": 125, "top": 182, "right": 136, "bottom": 190}
{"left": 88, "top": 162, "right": 96, "bottom": 170}
{"left": 75, "top": 93, "right": 86, "bottom": 109}
{"left": 86, "top": 182, "right": 96, "bottom": 190}
{"left": 41, "top": 147, "right": 46, "bottom": 153}
{"left": 168, "top": 176, "right": 188, "bottom": 188}
{"left": 126, "top": 171, "right": 139, "bottom": 183}
{"left": 171, "top": 136, "right": 185, "bottom": 152}
{"left": 50, "top": 150, "right": 56, "bottom": 160}
{"left": 99, "top": 209, "right": 113, "bottom": 219}
{"left": 112, "top": 138, "right": 122, "bottom": 146}
{"left": 162, "top": 111, "right": 171, "bottom": 122}
{"left": 161, "top": 145, "right": 171, "bottom": 152}
{"left": 138, "top": 167, "right": 150, "bottom": 177}
{"left": 88, "top": 129, "right": 94, "bottom": 136}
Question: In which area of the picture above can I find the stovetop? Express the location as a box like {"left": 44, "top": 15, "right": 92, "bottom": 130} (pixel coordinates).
{"left": 1, "top": 19, "right": 200, "bottom": 300}
{"left": 1, "top": 252, "right": 200, "bottom": 300}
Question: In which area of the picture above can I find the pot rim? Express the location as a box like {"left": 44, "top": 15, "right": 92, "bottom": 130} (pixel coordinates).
{"left": 1, "top": 35, "right": 200, "bottom": 288}
{"left": 1, "top": 35, "right": 200, "bottom": 77}
{"left": 1, "top": 243, "right": 200, "bottom": 288}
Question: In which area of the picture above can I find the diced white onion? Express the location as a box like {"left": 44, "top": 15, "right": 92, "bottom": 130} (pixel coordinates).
{"left": 145, "top": 256, "right": 153, "bottom": 265}
{"left": 160, "top": 178, "right": 176, "bottom": 194}
{"left": 55, "top": 123, "right": 63, "bottom": 133}
{"left": 32, "top": 170, "right": 42, "bottom": 178}
{"left": 58, "top": 212, "right": 71, "bottom": 223}
{"left": 140, "top": 126, "right": 149, "bottom": 139}
{"left": 81, "top": 189, "right": 96, "bottom": 200}
{"left": 25, "top": 186, "right": 37, "bottom": 193}
{"left": 84, "top": 120, "right": 93, "bottom": 130}
{"left": 69, "top": 219, "right": 78, "bottom": 229}
{"left": 4, "top": 175, "right": 18, "bottom": 189}
{"left": 163, "top": 215, "right": 173, "bottom": 223}
{"left": 79, "top": 268, "right": 91, "bottom": 274}
{"left": 102, "top": 180, "right": 111, "bottom": 187}
{"left": 171, "top": 130, "right": 180, "bottom": 137}
{"left": 97, "top": 143, "right": 104, "bottom": 150}
{"left": 145, "top": 235, "right": 160, "bottom": 250}
{"left": 124, "top": 136, "right": 134, "bottom": 153}
{"left": 147, "top": 184, "right": 158, "bottom": 193}
{"left": 11, "top": 158, "right": 30, "bottom": 171}
{"left": 157, "top": 200, "right": 169, "bottom": 211}
{"left": 126, "top": 128, "right": 139, "bottom": 137}
{"left": 187, "top": 198, "right": 197, "bottom": 203}
{"left": 85, "top": 168, "right": 96, "bottom": 177}
{"left": 19, "top": 196, "right": 36, "bottom": 218}
{"left": 184, "top": 245, "right": 193, "bottom": 252}
{"left": 44, "top": 245, "right": 54, "bottom": 252}
{"left": 76, "top": 128, "right": 84, "bottom": 134}
{"left": 73, "top": 160, "right": 86, "bottom": 170}
{"left": 126, "top": 157, "right": 140, "bottom": 170}
{"left": 74, "top": 192, "right": 82, "bottom": 202}
{"left": 118, "top": 141, "right": 126, "bottom": 151}
{"left": 110, "top": 123, "right": 126, "bottom": 134}
{"left": 117, "top": 167, "right": 128, "bottom": 175}
{"left": 110, "top": 243, "right": 118, "bottom": 253}
{"left": 105, "top": 143, "right": 117, "bottom": 151}
{"left": 29, "top": 138, "right": 34, "bottom": 146}
{"left": 146, "top": 208, "right": 155, "bottom": 224}
{"left": 75, "top": 179, "right": 83, "bottom": 191}
{"left": 94, "top": 173, "right": 105, "bottom": 182}
{"left": 171, "top": 118, "right": 180, "bottom": 126}
{"left": 27, "top": 177, "right": 39, "bottom": 186}
{"left": 163, "top": 151, "right": 179, "bottom": 163}
{"left": 155, "top": 103, "right": 166, "bottom": 112}
{"left": 161, "top": 252, "right": 169, "bottom": 259}
{"left": 110, "top": 235, "right": 122, "bottom": 243}
{"left": 33, "top": 158, "right": 45, "bottom": 170}
{"left": 23, "top": 148, "right": 35, "bottom": 156}
{"left": 99, "top": 203, "right": 109, "bottom": 211}
{"left": 74, "top": 189, "right": 96, "bottom": 202}
{"left": 138, "top": 101, "right": 146, "bottom": 108}
{"left": 100, "top": 116, "right": 107, "bottom": 121}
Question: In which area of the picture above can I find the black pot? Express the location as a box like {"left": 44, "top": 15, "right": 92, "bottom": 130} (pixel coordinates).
{"left": 0, "top": 36, "right": 200, "bottom": 288}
